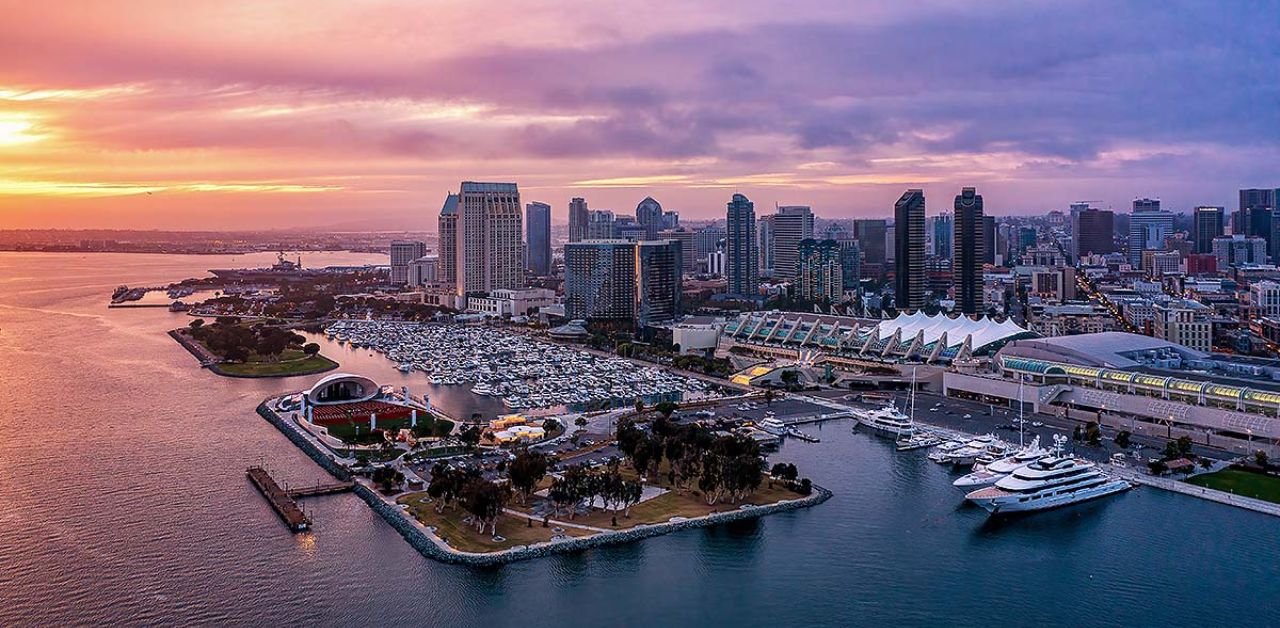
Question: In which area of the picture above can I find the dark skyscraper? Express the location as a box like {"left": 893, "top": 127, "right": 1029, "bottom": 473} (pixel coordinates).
{"left": 525, "top": 201, "right": 551, "bottom": 276}
{"left": 982, "top": 215, "right": 996, "bottom": 265}
{"left": 1192, "top": 206, "right": 1224, "bottom": 254}
{"left": 931, "top": 213, "right": 952, "bottom": 259}
{"left": 725, "top": 193, "right": 758, "bottom": 297}
{"left": 564, "top": 240, "right": 636, "bottom": 322}
{"left": 636, "top": 239, "right": 683, "bottom": 325}
{"left": 953, "top": 187, "right": 985, "bottom": 315}
{"left": 635, "top": 196, "right": 663, "bottom": 240}
{"left": 853, "top": 219, "right": 887, "bottom": 266}
{"left": 1071, "top": 207, "right": 1115, "bottom": 261}
{"left": 836, "top": 238, "right": 862, "bottom": 292}
{"left": 894, "top": 189, "right": 926, "bottom": 312}
{"left": 568, "top": 197, "right": 589, "bottom": 243}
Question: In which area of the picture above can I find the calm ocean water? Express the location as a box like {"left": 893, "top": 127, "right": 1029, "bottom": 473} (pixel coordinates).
{"left": 0, "top": 251, "right": 1276, "bottom": 628}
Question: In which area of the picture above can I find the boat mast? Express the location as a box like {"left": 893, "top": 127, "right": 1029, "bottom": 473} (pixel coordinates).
{"left": 1018, "top": 376, "right": 1025, "bottom": 448}
{"left": 910, "top": 367, "right": 917, "bottom": 422}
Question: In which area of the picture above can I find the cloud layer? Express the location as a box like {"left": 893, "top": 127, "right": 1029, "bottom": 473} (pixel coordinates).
{"left": 0, "top": 0, "right": 1277, "bottom": 229}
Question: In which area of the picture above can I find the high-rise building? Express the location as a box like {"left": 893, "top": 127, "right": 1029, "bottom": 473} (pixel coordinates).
{"left": 796, "top": 238, "right": 842, "bottom": 303}
{"left": 586, "top": 210, "right": 616, "bottom": 240}
{"left": 757, "top": 214, "right": 775, "bottom": 274}
{"left": 568, "top": 197, "right": 589, "bottom": 243}
{"left": 636, "top": 240, "right": 683, "bottom": 325}
{"left": 389, "top": 240, "right": 427, "bottom": 285}
{"left": 1192, "top": 206, "right": 1225, "bottom": 254}
{"left": 930, "top": 213, "right": 953, "bottom": 259}
{"left": 614, "top": 216, "right": 647, "bottom": 241}
{"left": 772, "top": 205, "right": 814, "bottom": 279}
{"left": 982, "top": 216, "right": 996, "bottom": 266}
{"left": 1071, "top": 207, "right": 1115, "bottom": 261}
{"left": 525, "top": 201, "right": 552, "bottom": 276}
{"left": 456, "top": 182, "right": 523, "bottom": 296}
{"left": 658, "top": 227, "right": 696, "bottom": 276}
{"left": 836, "top": 238, "right": 862, "bottom": 292}
{"left": 564, "top": 240, "right": 636, "bottom": 322}
{"left": 1128, "top": 200, "right": 1174, "bottom": 267}
{"left": 437, "top": 193, "right": 460, "bottom": 286}
{"left": 953, "top": 187, "right": 985, "bottom": 315}
{"left": 661, "top": 210, "right": 680, "bottom": 230}
{"left": 894, "top": 189, "right": 926, "bottom": 312}
{"left": 725, "top": 193, "right": 759, "bottom": 297}
{"left": 853, "top": 219, "right": 887, "bottom": 266}
{"left": 693, "top": 226, "right": 725, "bottom": 267}
{"left": 1212, "top": 235, "right": 1268, "bottom": 268}
{"left": 635, "top": 197, "right": 664, "bottom": 240}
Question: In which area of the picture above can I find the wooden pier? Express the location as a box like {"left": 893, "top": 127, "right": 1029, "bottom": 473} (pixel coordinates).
{"left": 246, "top": 466, "right": 312, "bottom": 532}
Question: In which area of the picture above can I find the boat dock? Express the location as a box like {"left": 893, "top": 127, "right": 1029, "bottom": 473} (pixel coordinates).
{"left": 246, "top": 467, "right": 353, "bottom": 532}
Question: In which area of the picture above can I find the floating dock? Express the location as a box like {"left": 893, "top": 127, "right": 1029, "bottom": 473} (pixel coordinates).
{"left": 246, "top": 466, "right": 312, "bottom": 532}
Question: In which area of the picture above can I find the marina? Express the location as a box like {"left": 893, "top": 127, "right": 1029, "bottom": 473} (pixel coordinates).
{"left": 322, "top": 320, "right": 719, "bottom": 412}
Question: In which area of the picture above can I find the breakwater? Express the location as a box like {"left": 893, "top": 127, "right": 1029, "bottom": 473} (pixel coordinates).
{"left": 355, "top": 481, "right": 832, "bottom": 567}
{"left": 256, "top": 402, "right": 351, "bottom": 481}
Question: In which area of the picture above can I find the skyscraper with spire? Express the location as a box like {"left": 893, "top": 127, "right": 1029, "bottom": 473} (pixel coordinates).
{"left": 894, "top": 189, "right": 926, "bottom": 312}
{"left": 953, "top": 187, "right": 986, "bottom": 315}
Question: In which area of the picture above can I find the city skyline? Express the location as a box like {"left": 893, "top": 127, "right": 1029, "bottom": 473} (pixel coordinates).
{"left": 2, "top": 1, "right": 1278, "bottom": 230}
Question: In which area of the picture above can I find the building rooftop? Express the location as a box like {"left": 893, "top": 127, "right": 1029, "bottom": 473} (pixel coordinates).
{"left": 1000, "top": 332, "right": 1206, "bottom": 369}
{"left": 460, "top": 182, "right": 518, "bottom": 193}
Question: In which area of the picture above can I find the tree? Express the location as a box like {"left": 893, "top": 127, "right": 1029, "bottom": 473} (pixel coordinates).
{"left": 459, "top": 425, "right": 482, "bottom": 449}
{"left": 1073, "top": 424, "right": 1084, "bottom": 442}
{"left": 634, "top": 399, "right": 645, "bottom": 417}
{"left": 1114, "top": 430, "right": 1132, "bottom": 449}
{"left": 1176, "top": 436, "right": 1194, "bottom": 457}
{"left": 1148, "top": 459, "right": 1169, "bottom": 475}
{"left": 371, "top": 466, "right": 405, "bottom": 493}
{"left": 1085, "top": 421, "right": 1102, "bottom": 447}
{"left": 1256, "top": 450, "right": 1270, "bottom": 469}
{"left": 189, "top": 319, "right": 205, "bottom": 330}
{"left": 764, "top": 389, "right": 776, "bottom": 406}
{"left": 655, "top": 401, "right": 677, "bottom": 419}
{"left": 461, "top": 478, "right": 511, "bottom": 535}
{"left": 302, "top": 342, "right": 320, "bottom": 356}
{"left": 574, "top": 417, "right": 588, "bottom": 428}
{"left": 541, "top": 418, "right": 558, "bottom": 433}
{"left": 508, "top": 450, "right": 549, "bottom": 504}
{"left": 780, "top": 370, "right": 800, "bottom": 390}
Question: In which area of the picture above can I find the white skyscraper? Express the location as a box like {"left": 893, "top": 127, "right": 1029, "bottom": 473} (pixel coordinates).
{"left": 456, "top": 182, "right": 523, "bottom": 296}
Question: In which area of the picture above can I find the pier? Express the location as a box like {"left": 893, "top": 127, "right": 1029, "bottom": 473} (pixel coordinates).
{"left": 246, "top": 466, "right": 353, "bottom": 532}
{"left": 1107, "top": 465, "right": 1280, "bottom": 519}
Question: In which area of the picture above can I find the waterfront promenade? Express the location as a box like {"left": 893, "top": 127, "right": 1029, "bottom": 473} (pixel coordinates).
{"left": 802, "top": 391, "right": 1280, "bottom": 519}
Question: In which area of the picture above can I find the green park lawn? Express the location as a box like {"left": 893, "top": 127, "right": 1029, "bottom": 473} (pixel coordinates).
{"left": 216, "top": 353, "right": 338, "bottom": 377}
{"left": 1187, "top": 468, "right": 1280, "bottom": 504}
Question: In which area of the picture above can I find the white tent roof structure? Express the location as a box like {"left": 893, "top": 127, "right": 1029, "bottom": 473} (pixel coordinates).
{"left": 874, "top": 311, "right": 1029, "bottom": 352}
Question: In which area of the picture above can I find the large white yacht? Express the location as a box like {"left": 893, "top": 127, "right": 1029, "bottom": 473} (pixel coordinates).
{"left": 952, "top": 437, "right": 1049, "bottom": 488}
{"left": 964, "top": 456, "right": 1131, "bottom": 514}
{"left": 938, "top": 435, "right": 1008, "bottom": 466}
{"left": 855, "top": 405, "right": 917, "bottom": 438}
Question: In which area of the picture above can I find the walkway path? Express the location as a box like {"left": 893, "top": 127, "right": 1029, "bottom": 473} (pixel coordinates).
{"left": 1107, "top": 465, "right": 1280, "bottom": 518}
{"left": 501, "top": 508, "right": 612, "bottom": 533}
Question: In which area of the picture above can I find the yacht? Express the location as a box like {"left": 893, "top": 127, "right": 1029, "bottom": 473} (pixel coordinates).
{"left": 928, "top": 440, "right": 967, "bottom": 463}
{"left": 856, "top": 405, "right": 917, "bottom": 438}
{"left": 857, "top": 367, "right": 918, "bottom": 439}
{"left": 964, "top": 456, "right": 1132, "bottom": 514}
{"left": 897, "top": 431, "right": 942, "bottom": 452}
{"left": 938, "top": 435, "right": 1005, "bottom": 466}
{"left": 952, "top": 437, "right": 1049, "bottom": 488}
{"left": 759, "top": 418, "right": 787, "bottom": 435}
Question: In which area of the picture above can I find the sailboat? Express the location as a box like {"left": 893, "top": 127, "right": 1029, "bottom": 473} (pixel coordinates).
{"left": 952, "top": 377, "right": 1048, "bottom": 487}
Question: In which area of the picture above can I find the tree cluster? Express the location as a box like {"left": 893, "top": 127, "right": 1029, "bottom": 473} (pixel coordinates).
{"left": 188, "top": 318, "right": 306, "bottom": 363}
{"left": 547, "top": 463, "right": 644, "bottom": 519}
{"left": 507, "top": 450, "right": 549, "bottom": 504}
{"left": 425, "top": 463, "right": 512, "bottom": 535}
{"left": 617, "top": 417, "right": 767, "bottom": 506}
{"left": 371, "top": 466, "right": 405, "bottom": 493}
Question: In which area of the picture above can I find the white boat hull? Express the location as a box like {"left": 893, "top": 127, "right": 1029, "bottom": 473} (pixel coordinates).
{"left": 966, "top": 479, "right": 1131, "bottom": 514}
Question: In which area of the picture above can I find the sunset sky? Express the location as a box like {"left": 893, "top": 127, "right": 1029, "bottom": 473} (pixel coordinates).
{"left": 1, "top": 1, "right": 1277, "bottom": 230}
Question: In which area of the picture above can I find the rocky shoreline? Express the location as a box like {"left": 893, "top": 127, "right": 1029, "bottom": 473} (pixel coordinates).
{"left": 257, "top": 398, "right": 831, "bottom": 566}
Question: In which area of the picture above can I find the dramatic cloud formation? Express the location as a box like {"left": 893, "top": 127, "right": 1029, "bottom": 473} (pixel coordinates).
{"left": 0, "top": 0, "right": 1276, "bottom": 228}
